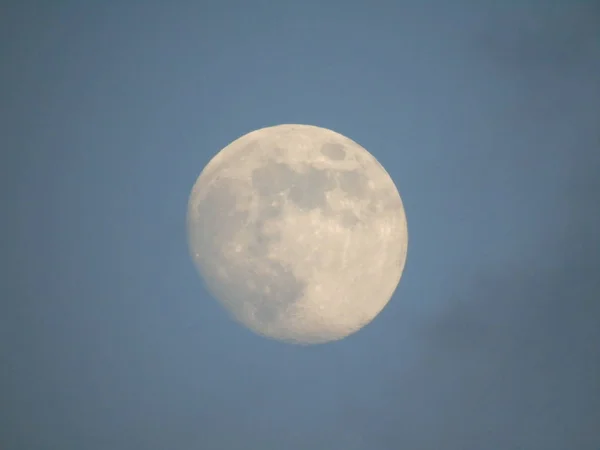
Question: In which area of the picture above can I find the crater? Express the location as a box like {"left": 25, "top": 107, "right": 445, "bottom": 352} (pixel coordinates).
{"left": 337, "top": 170, "right": 368, "bottom": 198}
{"left": 338, "top": 210, "right": 361, "bottom": 228}
{"left": 321, "top": 142, "right": 346, "bottom": 160}
{"left": 259, "top": 197, "right": 284, "bottom": 220}
{"left": 246, "top": 220, "right": 271, "bottom": 258}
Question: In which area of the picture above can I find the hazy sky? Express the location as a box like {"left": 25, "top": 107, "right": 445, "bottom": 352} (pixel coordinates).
{"left": 2, "top": 1, "right": 599, "bottom": 449}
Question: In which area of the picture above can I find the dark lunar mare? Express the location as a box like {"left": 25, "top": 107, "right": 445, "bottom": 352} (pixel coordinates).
{"left": 251, "top": 159, "right": 337, "bottom": 211}
{"left": 191, "top": 177, "right": 307, "bottom": 330}
{"left": 320, "top": 142, "right": 347, "bottom": 160}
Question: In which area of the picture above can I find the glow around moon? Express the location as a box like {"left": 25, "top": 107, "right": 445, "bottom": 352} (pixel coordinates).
{"left": 187, "top": 124, "right": 408, "bottom": 344}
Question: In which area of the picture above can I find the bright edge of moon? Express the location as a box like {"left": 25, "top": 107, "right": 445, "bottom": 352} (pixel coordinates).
{"left": 187, "top": 124, "right": 408, "bottom": 345}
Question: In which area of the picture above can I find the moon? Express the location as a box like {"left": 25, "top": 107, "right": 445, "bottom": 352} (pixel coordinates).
{"left": 187, "top": 124, "right": 408, "bottom": 344}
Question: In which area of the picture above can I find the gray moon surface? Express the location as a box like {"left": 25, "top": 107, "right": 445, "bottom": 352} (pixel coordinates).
{"left": 187, "top": 124, "right": 408, "bottom": 344}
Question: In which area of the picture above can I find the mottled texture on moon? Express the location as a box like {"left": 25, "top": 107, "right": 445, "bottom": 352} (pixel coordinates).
{"left": 187, "top": 124, "right": 408, "bottom": 344}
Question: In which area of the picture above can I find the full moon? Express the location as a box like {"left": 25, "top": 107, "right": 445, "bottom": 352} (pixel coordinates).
{"left": 187, "top": 124, "right": 408, "bottom": 344}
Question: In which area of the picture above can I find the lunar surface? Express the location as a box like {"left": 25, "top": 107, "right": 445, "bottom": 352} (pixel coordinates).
{"left": 187, "top": 124, "right": 408, "bottom": 344}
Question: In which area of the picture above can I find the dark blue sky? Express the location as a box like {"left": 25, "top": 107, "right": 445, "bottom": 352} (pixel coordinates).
{"left": 2, "top": 1, "right": 599, "bottom": 449}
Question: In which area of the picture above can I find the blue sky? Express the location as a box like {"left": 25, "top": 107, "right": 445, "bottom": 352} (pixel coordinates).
{"left": 2, "top": 1, "right": 599, "bottom": 448}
